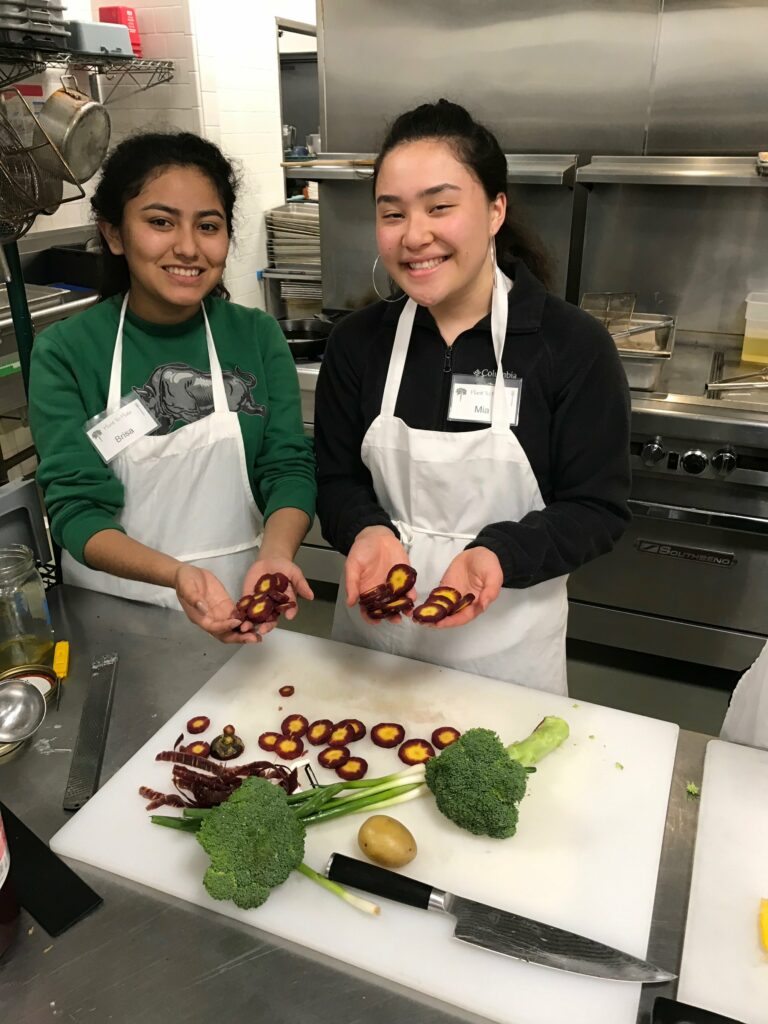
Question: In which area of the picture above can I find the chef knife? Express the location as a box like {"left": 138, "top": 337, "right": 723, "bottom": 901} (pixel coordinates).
{"left": 326, "top": 853, "right": 676, "bottom": 984}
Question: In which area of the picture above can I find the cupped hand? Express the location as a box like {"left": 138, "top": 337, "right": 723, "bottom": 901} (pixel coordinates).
{"left": 238, "top": 556, "right": 314, "bottom": 637}
{"left": 175, "top": 564, "right": 260, "bottom": 644}
{"left": 346, "top": 525, "right": 413, "bottom": 624}
{"left": 433, "top": 546, "right": 503, "bottom": 629}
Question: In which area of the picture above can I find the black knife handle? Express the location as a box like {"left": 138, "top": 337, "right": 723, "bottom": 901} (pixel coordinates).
{"left": 326, "top": 853, "right": 433, "bottom": 910}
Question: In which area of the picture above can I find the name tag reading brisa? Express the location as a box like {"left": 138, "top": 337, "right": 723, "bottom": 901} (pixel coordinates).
{"left": 448, "top": 373, "right": 522, "bottom": 426}
{"left": 85, "top": 396, "right": 158, "bottom": 463}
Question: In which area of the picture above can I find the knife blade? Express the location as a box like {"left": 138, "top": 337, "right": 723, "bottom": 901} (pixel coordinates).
{"left": 326, "top": 853, "right": 676, "bottom": 984}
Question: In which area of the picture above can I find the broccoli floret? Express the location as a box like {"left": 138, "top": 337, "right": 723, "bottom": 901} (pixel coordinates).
{"left": 196, "top": 776, "right": 305, "bottom": 909}
{"left": 424, "top": 717, "right": 569, "bottom": 840}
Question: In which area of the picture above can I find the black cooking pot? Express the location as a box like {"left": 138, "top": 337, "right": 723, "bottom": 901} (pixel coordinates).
{"left": 278, "top": 318, "right": 331, "bottom": 360}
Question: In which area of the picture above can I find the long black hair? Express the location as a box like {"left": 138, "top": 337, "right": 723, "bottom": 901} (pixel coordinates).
{"left": 91, "top": 131, "right": 238, "bottom": 300}
{"left": 372, "top": 99, "right": 553, "bottom": 290}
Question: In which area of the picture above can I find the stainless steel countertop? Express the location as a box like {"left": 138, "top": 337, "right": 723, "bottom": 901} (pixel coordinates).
{"left": 0, "top": 586, "right": 709, "bottom": 1024}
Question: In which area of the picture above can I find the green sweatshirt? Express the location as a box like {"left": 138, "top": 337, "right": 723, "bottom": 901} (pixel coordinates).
{"left": 29, "top": 295, "right": 316, "bottom": 565}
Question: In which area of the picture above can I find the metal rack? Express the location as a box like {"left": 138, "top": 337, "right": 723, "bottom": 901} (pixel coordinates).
{"left": 577, "top": 156, "right": 768, "bottom": 188}
{"left": 0, "top": 46, "right": 173, "bottom": 102}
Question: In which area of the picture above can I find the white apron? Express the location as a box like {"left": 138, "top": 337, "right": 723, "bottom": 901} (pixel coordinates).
{"left": 332, "top": 266, "right": 569, "bottom": 693}
{"left": 720, "top": 640, "right": 768, "bottom": 749}
{"left": 63, "top": 295, "right": 263, "bottom": 609}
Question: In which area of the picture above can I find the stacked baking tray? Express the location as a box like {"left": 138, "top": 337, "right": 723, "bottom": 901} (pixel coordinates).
{"left": 0, "top": 1, "right": 70, "bottom": 49}
{"left": 266, "top": 202, "right": 320, "bottom": 273}
{"left": 265, "top": 202, "right": 321, "bottom": 314}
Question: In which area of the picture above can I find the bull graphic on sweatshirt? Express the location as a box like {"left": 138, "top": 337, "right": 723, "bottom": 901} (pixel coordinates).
{"left": 133, "top": 363, "right": 267, "bottom": 434}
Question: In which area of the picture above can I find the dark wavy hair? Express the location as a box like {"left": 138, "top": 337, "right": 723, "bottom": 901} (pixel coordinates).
{"left": 372, "top": 99, "right": 553, "bottom": 290}
{"left": 91, "top": 131, "right": 238, "bottom": 300}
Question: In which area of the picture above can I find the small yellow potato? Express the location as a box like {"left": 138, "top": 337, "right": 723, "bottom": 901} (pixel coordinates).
{"left": 358, "top": 814, "right": 417, "bottom": 868}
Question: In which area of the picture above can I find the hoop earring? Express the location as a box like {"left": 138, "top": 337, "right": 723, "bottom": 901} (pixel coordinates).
{"left": 371, "top": 255, "right": 403, "bottom": 303}
{"left": 489, "top": 237, "right": 498, "bottom": 286}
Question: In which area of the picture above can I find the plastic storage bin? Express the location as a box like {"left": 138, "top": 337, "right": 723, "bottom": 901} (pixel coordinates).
{"left": 743, "top": 292, "right": 768, "bottom": 364}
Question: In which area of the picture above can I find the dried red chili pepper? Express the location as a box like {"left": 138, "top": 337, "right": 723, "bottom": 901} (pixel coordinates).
{"left": 306, "top": 719, "right": 333, "bottom": 745}
{"left": 398, "top": 738, "right": 436, "bottom": 765}
{"left": 278, "top": 685, "right": 295, "bottom": 697}
{"left": 275, "top": 735, "right": 304, "bottom": 760}
{"left": 386, "top": 564, "right": 417, "bottom": 598}
{"left": 431, "top": 727, "right": 461, "bottom": 750}
{"left": 336, "top": 757, "right": 368, "bottom": 781}
{"left": 370, "top": 722, "right": 406, "bottom": 748}
{"left": 317, "top": 745, "right": 350, "bottom": 769}
{"left": 186, "top": 716, "right": 210, "bottom": 735}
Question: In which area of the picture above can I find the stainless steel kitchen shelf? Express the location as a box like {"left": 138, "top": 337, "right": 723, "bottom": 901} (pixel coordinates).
{"left": 285, "top": 153, "right": 578, "bottom": 185}
{"left": 505, "top": 154, "right": 577, "bottom": 185}
{"left": 577, "top": 156, "right": 768, "bottom": 187}
{"left": 261, "top": 269, "right": 321, "bottom": 281}
{"left": 0, "top": 46, "right": 173, "bottom": 96}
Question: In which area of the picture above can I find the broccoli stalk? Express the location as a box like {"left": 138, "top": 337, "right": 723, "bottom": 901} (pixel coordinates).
{"left": 424, "top": 716, "right": 569, "bottom": 839}
{"left": 153, "top": 776, "right": 381, "bottom": 915}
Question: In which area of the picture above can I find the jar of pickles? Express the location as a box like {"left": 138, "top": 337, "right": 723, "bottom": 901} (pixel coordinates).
{"left": 0, "top": 545, "right": 55, "bottom": 673}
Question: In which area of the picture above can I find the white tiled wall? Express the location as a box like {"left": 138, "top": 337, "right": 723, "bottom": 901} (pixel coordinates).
{"left": 189, "top": 0, "right": 317, "bottom": 307}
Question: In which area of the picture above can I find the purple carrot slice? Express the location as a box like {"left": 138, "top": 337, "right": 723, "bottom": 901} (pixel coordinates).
{"left": 386, "top": 564, "right": 417, "bottom": 598}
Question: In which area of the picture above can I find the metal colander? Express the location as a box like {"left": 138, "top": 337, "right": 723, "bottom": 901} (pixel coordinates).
{"left": 0, "top": 87, "right": 84, "bottom": 236}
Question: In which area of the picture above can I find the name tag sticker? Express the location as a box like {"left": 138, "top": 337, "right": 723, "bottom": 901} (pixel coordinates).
{"left": 85, "top": 395, "right": 159, "bottom": 463}
{"left": 448, "top": 373, "right": 522, "bottom": 426}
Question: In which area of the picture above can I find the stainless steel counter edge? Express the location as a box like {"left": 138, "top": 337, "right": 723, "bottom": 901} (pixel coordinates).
{"left": 0, "top": 586, "right": 708, "bottom": 1024}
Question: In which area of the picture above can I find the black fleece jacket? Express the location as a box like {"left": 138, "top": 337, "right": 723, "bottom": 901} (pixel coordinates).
{"left": 314, "top": 259, "right": 631, "bottom": 588}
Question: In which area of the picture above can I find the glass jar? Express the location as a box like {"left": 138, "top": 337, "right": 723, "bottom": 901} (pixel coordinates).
{"left": 0, "top": 808, "right": 19, "bottom": 958}
{"left": 0, "top": 545, "right": 55, "bottom": 673}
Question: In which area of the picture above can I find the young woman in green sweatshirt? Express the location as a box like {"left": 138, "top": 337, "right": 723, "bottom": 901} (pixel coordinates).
{"left": 28, "top": 132, "right": 316, "bottom": 643}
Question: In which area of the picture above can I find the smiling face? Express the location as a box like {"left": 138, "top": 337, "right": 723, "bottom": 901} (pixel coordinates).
{"left": 100, "top": 165, "right": 230, "bottom": 324}
{"left": 375, "top": 139, "right": 506, "bottom": 315}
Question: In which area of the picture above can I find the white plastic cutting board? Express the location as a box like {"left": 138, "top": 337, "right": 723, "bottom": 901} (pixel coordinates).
{"left": 51, "top": 630, "right": 678, "bottom": 1024}
{"left": 677, "top": 739, "right": 768, "bottom": 1023}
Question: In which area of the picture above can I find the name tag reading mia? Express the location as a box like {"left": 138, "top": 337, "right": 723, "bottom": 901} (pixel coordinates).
{"left": 85, "top": 395, "right": 159, "bottom": 463}
{"left": 448, "top": 373, "right": 522, "bottom": 426}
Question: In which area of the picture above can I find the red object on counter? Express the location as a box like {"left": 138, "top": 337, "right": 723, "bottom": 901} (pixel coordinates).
{"left": 99, "top": 6, "right": 142, "bottom": 57}
{"left": 0, "top": 810, "right": 19, "bottom": 959}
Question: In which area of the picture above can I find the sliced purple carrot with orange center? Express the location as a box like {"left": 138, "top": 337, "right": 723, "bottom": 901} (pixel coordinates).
{"left": 431, "top": 727, "right": 461, "bottom": 750}
{"left": 341, "top": 718, "right": 367, "bottom": 741}
{"left": 306, "top": 719, "right": 333, "bottom": 745}
{"left": 412, "top": 602, "right": 448, "bottom": 624}
{"left": 327, "top": 721, "right": 355, "bottom": 748}
{"left": 281, "top": 714, "right": 309, "bottom": 738}
{"left": 186, "top": 715, "right": 210, "bottom": 734}
{"left": 336, "top": 756, "right": 368, "bottom": 781}
{"left": 258, "top": 731, "right": 282, "bottom": 751}
{"left": 386, "top": 563, "right": 417, "bottom": 598}
{"left": 275, "top": 735, "right": 304, "bottom": 760}
{"left": 398, "top": 738, "right": 436, "bottom": 765}
{"left": 451, "top": 593, "right": 476, "bottom": 614}
{"left": 371, "top": 722, "right": 405, "bottom": 748}
{"left": 318, "top": 745, "right": 350, "bottom": 769}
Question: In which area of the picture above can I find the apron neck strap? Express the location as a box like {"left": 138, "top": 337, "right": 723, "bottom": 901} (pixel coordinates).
{"left": 107, "top": 295, "right": 228, "bottom": 415}
{"left": 381, "top": 265, "right": 512, "bottom": 426}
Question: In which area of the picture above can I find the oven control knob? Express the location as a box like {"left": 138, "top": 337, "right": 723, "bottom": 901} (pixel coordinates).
{"left": 712, "top": 446, "right": 737, "bottom": 477}
{"left": 681, "top": 449, "right": 708, "bottom": 475}
{"left": 641, "top": 437, "right": 666, "bottom": 467}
